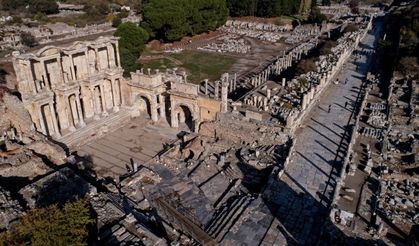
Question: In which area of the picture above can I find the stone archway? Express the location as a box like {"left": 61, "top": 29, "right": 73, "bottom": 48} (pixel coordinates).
{"left": 171, "top": 104, "right": 195, "bottom": 131}
{"left": 134, "top": 95, "right": 152, "bottom": 119}
{"left": 41, "top": 104, "right": 54, "bottom": 136}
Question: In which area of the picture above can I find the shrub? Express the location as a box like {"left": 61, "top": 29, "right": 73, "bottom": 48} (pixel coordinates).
{"left": 114, "top": 22, "right": 149, "bottom": 76}
{"left": 29, "top": 0, "right": 59, "bottom": 15}
{"left": 0, "top": 199, "right": 92, "bottom": 246}
{"left": 141, "top": 0, "right": 228, "bottom": 41}
{"left": 112, "top": 16, "right": 122, "bottom": 27}
{"left": 21, "top": 32, "right": 38, "bottom": 47}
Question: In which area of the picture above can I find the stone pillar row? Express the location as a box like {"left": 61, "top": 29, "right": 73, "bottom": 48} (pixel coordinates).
{"left": 36, "top": 77, "right": 122, "bottom": 137}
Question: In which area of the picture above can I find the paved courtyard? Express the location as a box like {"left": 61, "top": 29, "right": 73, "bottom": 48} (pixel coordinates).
{"left": 75, "top": 117, "right": 181, "bottom": 178}
{"left": 261, "top": 22, "right": 383, "bottom": 245}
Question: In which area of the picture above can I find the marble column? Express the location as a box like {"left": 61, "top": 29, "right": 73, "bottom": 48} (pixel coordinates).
{"left": 221, "top": 81, "right": 228, "bottom": 113}
{"left": 115, "top": 42, "right": 121, "bottom": 68}
{"left": 66, "top": 96, "right": 76, "bottom": 132}
{"left": 24, "top": 61, "right": 37, "bottom": 93}
{"left": 69, "top": 54, "right": 76, "bottom": 80}
{"left": 171, "top": 109, "right": 178, "bottom": 128}
{"left": 56, "top": 57, "right": 64, "bottom": 85}
{"left": 151, "top": 95, "right": 158, "bottom": 122}
{"left": 75, "top": 94, "right": 86, "bottom": 126}
{"left": 84, "top": 50, "right": 91, "bottom": 77}
{"left": 49, "top": 102, "right": 61, "bottom": 137}
{"left": 115, "top": 79, "right": 125, "bottom": 106}
{"left": 90, "top": 87, "right": 100, "bottom": 120}
{"left": 40, "top": 59, "right": 49, "bottom": 89}
{"left": 106, "top": 45, "right": 112, "bottom": 68}
{"left": 204, "top": 79, "right": 208, "bottom": 95}
{"left": 214, "top": 81, "right": 219, "bottom": 99}
{"left": 38, "top": 106, "right": 47, "bottom": 135}
{"left": 159, "top": 95, "right": 166, "bottom": 119}
{"left": 111, "top": 79, "right": 119, "bottom": 112}
{"left": 99, "top": 84, "right": 108, "bottom": 116}
{"left": 94, "top": 48, "right": 100, "bottom": 72}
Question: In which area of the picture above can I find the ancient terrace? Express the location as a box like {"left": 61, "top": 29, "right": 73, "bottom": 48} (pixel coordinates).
{"left": 2, "top": 7, "right": 398, "bottom": 245}
{"left": 12, "top": 37, "right": 234, "bottom": 147}
{"left": 12, "top": 37, "right": 123, "bottom": 139}
{"left": 12, "top": 15, "right": 374, "bottom": 148}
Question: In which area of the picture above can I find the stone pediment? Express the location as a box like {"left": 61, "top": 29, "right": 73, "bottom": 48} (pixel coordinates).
{"left": 69, "top": 42, "right": 87, "bottom": 50}
{"left": 36, "top": 46, "right": 61, "bottom": 57}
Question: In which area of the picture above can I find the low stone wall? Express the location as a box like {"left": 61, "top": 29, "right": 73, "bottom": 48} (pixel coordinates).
{"left": 330, "top": 83, "right": 370, "bottom": 209}
{"left": 277, "top": 137, "right": 296, "bottom": 178}
{"left": 289, "top": 22, "right": 372, "bottom": 134}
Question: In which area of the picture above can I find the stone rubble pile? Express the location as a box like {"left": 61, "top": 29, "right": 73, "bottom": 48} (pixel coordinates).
{"left": 219, "top": 26, "right": 284, "bottom": 42}
{"left": 241, "top": 18, "right": 372, "bottom": 128}
{"left": 285, "top": 24, "right": 322, "bottom": 44}
{"left": 0, "top": 22, "right": 115, "bottom": 50}
{"left": 360, "top": 127, "right": 383, "bottom": 139}
{"left": 220, "top": 20, "right": 291, "bottom": 43}
{"left": 225, "top": 20, "right": 292, "bottom": 32}
{"left": 319, "top": 5, "right": 351, "bottom": 19}
{"left": 239, "top": 145, "right": 283, "bottom": 170}
{"left": 197, "top": 35, "right": 251, "bottom": 54}
{"left": 367, "top": 103, "right": 387, "bottom": 127}
{"left": 0, "top": 187, "right": 23, "bottom": 231}
{"left": 240, "top": 37, "right": 319, "bottom": 91}
{"left": 379, "top": 178, "right": 419, "bottom": 225}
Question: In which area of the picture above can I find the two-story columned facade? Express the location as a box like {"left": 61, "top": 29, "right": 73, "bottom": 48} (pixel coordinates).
{"left": 12, "top": 36, "right": 124, "bottom": 138}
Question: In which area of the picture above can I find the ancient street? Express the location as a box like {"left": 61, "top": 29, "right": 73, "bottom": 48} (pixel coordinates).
{"left": 3, "top": 1, "right": 416, "bottom": 245}
{"left": 261, "top": 20, "right": 383, "bottom": 245}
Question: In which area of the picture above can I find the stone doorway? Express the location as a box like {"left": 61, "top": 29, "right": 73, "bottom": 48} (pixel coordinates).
{"left": 136, "top": 96, "right": 152, "bottom": 119}
{"left": 176, "top": 105, "right": 194, "bottom": 131}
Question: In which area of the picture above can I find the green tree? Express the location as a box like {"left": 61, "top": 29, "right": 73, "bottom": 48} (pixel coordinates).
{"left": 308, "top": 6, "right": 328, "bottom": 24}
{"left": 114, "top": 22, "right": 149, "bottom": 76}
{"left": 0, "top": 199, "right": 92, "bottom": 246}
{"left": 142, "top": 0, "right": 190, "bottom": 41}
{"left": 119, "top": 47, "right": 140, "bottom": 77}
{"left": 296, "top": 59, "right": 316, "bottom": 75}
{"left": 84, "top": 1, "right": 110, "bottom": 16}
{"left": 227, "top": 0, "right": 256, "bottom": 17}
{"left": 1, "top": 0, "right": 29, "bottom": 10}
{"left": 256, "top": 0, "right": 276, "bottom": 17}
{"left": 21, "top": 32, "right": 38, "bottom": 47}
{"left": 348, "top": 0, "right": 359, "bottom": 14}
{"left": 29, "top": 0, "right": 59, "bottom": 15}
{"left": 322, "top": 0, "right": 331, "bottom": 6}
{"left": 114, "top": 22, "right": 149, "bottom": 55}
{"left": 112, "top": 16, "right": 122, "bottom": 27}
{"left": 228, "top": 0, "right": 301, "bottom": 18}
{"left": 141, "top": 0, "right": 228, "bottom": 41}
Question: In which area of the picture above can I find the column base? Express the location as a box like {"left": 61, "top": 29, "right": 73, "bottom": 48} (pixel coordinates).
{"left": 102, "top": 111, "right": 109, "bottom": 117}
{"left": 69, "top": 126, "right": 76, "bottom": 132}
{"left": 113, "top": 106, "right": 120, "bottom": 112}
{"left": 79, "top": 121, "right": 86, "bottom": 127}
{"left": 93, "top": 114, "right": 100, "bottom": 120}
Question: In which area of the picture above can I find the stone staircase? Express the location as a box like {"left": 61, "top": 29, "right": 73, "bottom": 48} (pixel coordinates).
{"left": 205, "top": 194, "right": 253, "bottom": 243}
{"left": 223, "top": 165, "right": 243, "bottom": 180}
{"left": 58, "top": 109, "right": 132, "bottom": 148}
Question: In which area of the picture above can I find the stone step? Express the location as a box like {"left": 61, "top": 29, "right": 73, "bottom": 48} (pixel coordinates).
{"left": 224, "top": 165, "right": 242, "bottom": 180}
{"left": 206, "top": 195, "right": 248, "bottom": 237}
{"left": 59, "top": 109, "right": 132, "bottom": 147}
{"left": 213, "top": 179, "right": 239, "bottom": 209}
{"left": 63, "top": 115, "right": 130, "bottom": 147}
{"left": 204, "top": 195, "right": 243, "bottom": 232}
{"left": 214, "top": 196, "right": 252, "bottom": 242}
